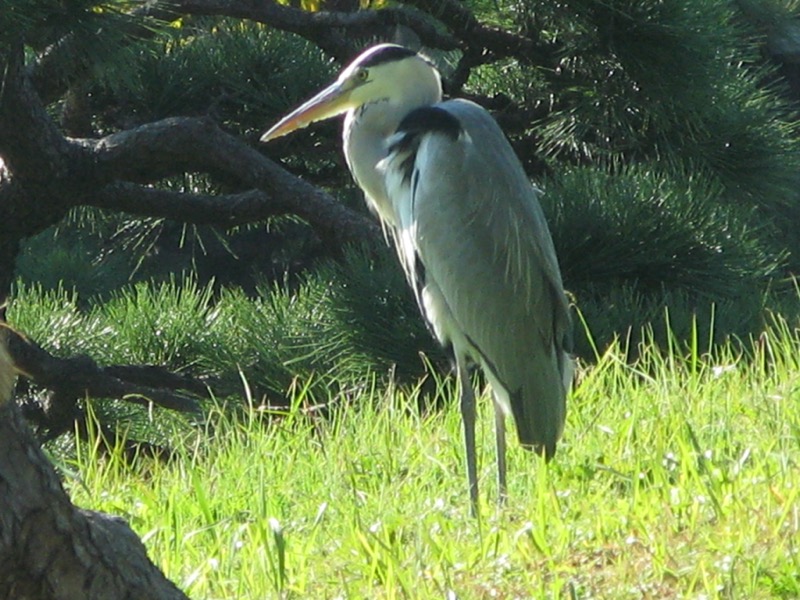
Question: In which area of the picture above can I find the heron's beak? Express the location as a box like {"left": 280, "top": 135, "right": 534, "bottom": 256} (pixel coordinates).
{"left": 260, "top": 80, "right": 353, "bottom": 143}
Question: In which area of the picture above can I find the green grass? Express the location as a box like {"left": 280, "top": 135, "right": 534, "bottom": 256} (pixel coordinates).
{"left": 60, "top": 318, "right": 800, "bottom": 599}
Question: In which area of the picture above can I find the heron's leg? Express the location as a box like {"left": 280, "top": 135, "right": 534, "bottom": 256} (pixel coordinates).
{"left": 494, "top": 406, "right": 508, "bottom": 504}
{"left": 457, "top": 360, "right": 479, "bottom": 517}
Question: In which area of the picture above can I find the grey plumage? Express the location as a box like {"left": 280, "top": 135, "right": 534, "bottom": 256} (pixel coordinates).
{"left": 261, "top": 44, "right": 573, "bottom": 515}
{"left": 385, "top": 99, "right": 571, "bottom": 456}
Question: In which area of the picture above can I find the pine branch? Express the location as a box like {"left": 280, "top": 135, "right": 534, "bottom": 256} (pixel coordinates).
{"left": 3, "top": 40, "right": 379, "bottom": 254}
{"left": 90, "top": 184, "right": 285, "bottom": 225}
{"left": 85, "top": 116, "right": 380, "bottom": 248}
{"left": 29, "top": 1, "right": 170, "bottom": 105}
{"left": 152, "top": 0, "right": 460, "bottom": 59}
{"left": 5, "top": 326, "right": 201, "bottom": 414}
{"left": 402, "top": 0, "right": 559, "bottom": 66}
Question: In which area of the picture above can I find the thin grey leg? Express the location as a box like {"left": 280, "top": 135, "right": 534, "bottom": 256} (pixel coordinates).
{"left": 457, "top": 360, "right": 479, "bottom": 517}
{"left": 494, "top": 406, "right": 507, "bottom": 504}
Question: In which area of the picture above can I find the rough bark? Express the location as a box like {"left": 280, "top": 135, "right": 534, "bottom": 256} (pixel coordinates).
{"left": 0, "top": 333, "right": 190, "bottom": 600}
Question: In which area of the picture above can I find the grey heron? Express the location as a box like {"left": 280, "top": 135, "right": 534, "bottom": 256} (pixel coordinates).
{"left": 261, "top": 44, "right": 573, "bottom": 515}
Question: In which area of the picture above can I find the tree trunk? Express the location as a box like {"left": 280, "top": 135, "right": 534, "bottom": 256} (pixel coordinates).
{"left": 0, "top": 336, "right": 190, "bottom": 600}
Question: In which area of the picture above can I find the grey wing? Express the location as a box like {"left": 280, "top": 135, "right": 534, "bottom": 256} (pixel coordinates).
{"left": 387, "top": 99, "right": 572, "bottom": 455}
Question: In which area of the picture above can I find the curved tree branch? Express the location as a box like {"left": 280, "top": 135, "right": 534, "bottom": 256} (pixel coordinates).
{"left": 31, "top": 0, "right": 459, "bottom": 103}
{"left": 90, "top": 184, "right": 285, "bottom": 225}
{"left": 152, "top": 0, "right": 460, "bottom": 60}
{"left": 403, "top": 0, "right": 559, "bottom": 66}
{"left": 1, "top": 41, "right": 381, "bottom": 424}
{"left": 4, "top": 40, "right": 380, "bottom": 256}
{"left": 85, "top": 116, "right": 381, "bottom": 247}
{"left": 6, "top": 327, "right": 201, "bottom": 415}
{"left": 0, "top": 42, "right": 73, "bottom": 183}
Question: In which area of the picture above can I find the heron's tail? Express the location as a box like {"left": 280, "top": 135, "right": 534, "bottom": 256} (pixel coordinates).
{"left": 504, "top": 349, "right": 572, "bottom": 461}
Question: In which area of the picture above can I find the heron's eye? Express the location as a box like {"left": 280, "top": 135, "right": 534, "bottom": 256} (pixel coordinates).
{"left": 355, "top": 69, "right": 369, "bottom": 82}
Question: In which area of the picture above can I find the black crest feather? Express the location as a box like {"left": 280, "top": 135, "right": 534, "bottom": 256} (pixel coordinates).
{"left": 360, "top": 45, "right": 417, "bottom": 68}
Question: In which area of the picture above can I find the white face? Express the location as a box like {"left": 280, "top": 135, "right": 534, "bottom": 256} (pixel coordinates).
{"left": 260, "top": 45, "right": 442, "bottom": 142}
{"left": 338, "top": 49, "right": 442, "bottom": 109}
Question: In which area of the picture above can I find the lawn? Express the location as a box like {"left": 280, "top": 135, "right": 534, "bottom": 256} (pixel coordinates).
{"left": 58, "top": 313, "right": 800, "bottom": 600}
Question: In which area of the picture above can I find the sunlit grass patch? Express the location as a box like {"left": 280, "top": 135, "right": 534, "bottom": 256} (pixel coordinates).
{"left": 58, "top": 312, "right": 800, "bottom": 598}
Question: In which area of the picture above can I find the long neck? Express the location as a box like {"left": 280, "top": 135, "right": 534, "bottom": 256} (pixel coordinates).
{"left": 343, "top": 104, "right": 400, "bottom": 225}
{"left": 343, "top": 79, "right": 441, "bottom": 228}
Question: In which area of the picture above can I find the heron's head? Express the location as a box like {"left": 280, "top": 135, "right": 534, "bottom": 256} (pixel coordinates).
{"left": 260, "top": 44, "right": 442, "bottom": 142}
